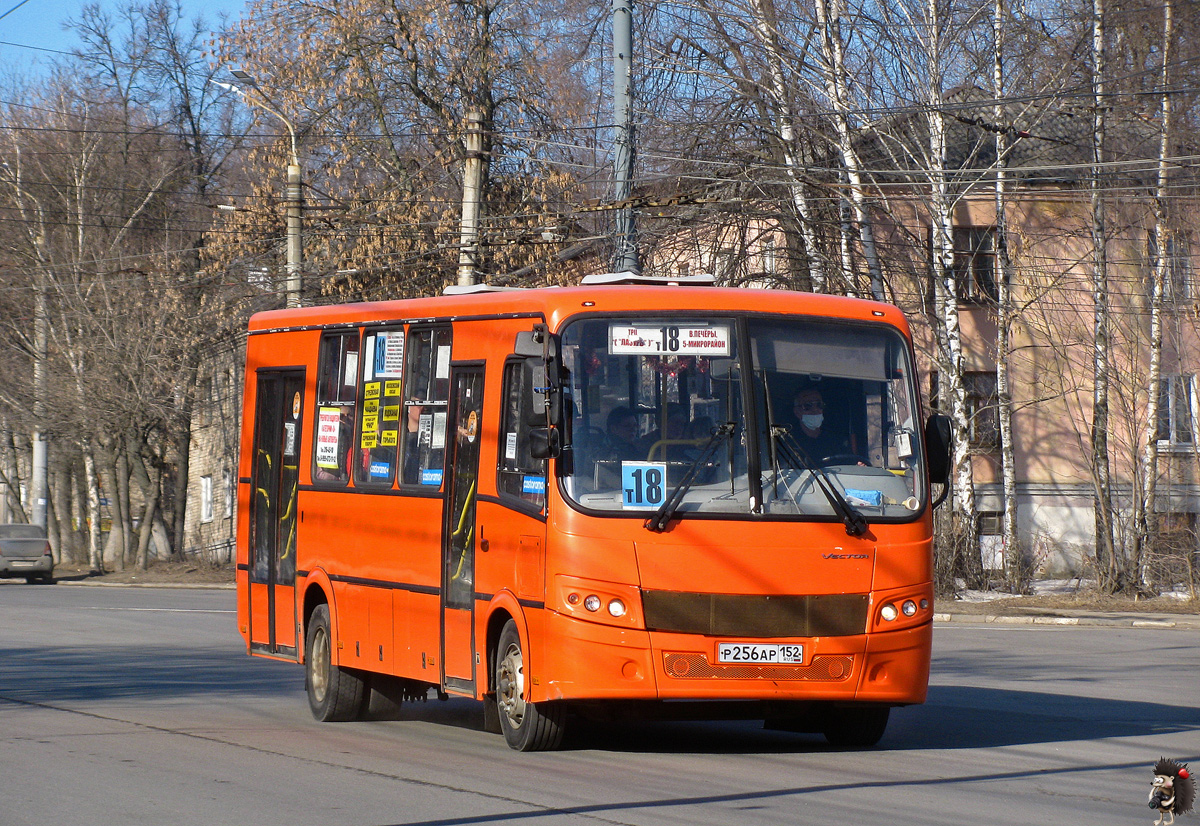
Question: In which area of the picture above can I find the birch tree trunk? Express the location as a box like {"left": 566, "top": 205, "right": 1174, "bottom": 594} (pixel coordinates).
{"left": 926, "top": 0, "right": 981, "bottom": 586}
{"left": 1089, "top": 0, "right": 1119, "bottom": 592}
{"left": 813, "top": 0, "right": 883, "bottom": 299}
{"left": 1136, "top": 0, "right": 1174, "bottom": 589}
{"left": 992, "top": 0, "right": 1022, "bottom": 590}
{"left": 738, "top": 0, "right": 830, "bottom": 292}
{"left": 81, "top": 437, "right": 103, "bottom": 573}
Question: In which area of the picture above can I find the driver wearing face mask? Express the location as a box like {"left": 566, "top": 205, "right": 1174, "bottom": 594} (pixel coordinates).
{"left": 791, "top": 386, "right": 850, "bottom": 462}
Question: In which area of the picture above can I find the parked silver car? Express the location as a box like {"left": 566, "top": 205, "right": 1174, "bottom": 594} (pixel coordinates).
{"left": 0, "top": 524, "right": 53, "bottom": 583}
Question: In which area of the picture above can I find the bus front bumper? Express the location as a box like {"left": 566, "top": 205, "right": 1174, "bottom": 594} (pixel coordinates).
{"left": 539, "top": 610, "right": 931, "bottom": 705}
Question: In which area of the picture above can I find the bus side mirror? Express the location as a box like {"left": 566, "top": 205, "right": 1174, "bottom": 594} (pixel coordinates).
{"left": 516, "top": 326, "right": 562, "bottom": 429}
{"left": 924, "top": 414, "right": 952, "bottom": 485}
{"left": 529, "top": 426, "right": 560, "bottom": 459}
{"left": 514, "top": 327, "right": 558, "bottom": 359}
{"left": 521, "top": 358, "right": 562, "bottom": 428}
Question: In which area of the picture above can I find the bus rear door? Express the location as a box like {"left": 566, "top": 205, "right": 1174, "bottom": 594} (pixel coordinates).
{"left": 441, "top": 364, "right": 484, "bottom": 693}
{"left": 247, "top": 370, "right": 303, "bottom": 658}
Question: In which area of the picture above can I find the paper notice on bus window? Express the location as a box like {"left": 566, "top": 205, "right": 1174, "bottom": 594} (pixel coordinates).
{"left": 435, "top": 345, "right": 451, "bottom": 379}
{"left": 316, "top": 407, "right": 342, "bottom": 468}
{"left": 609, "top": 323, "right": 731, "bottom": 356}
{"left": 343, "top": 352, "right": 358, "bottom": 386}
{"left": 506, "top": 432, "right": 518, "bottom": 461}
{"left": 431, "top": 411, "right": 448, "bottom": 449}
{"left": 384, "top": 380, "right": 402, "bottom": 397}
{"left": 363, "top": 335, "right": 376, "bottom": 380}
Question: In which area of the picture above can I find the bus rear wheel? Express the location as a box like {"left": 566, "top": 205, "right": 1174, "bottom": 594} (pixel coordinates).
{"left": 305, "top": 604, "right": 365, "bottom": 722}
{"left": 494, "top": 620, "right": 564, "bottom": 751}
{"left": 821, "top": 705, "right": 889, "bottom": 748}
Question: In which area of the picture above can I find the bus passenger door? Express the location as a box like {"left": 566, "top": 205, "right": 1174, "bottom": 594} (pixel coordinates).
{"left": 248, "top": 370, "right": 304, "bottom": 659}
{"left": 441, "top": 364, "right": 483, "bottom": 694}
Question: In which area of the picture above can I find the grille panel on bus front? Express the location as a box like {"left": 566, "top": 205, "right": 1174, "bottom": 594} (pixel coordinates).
{"left": 641, "top": 592, "right": 869, "bottom": 637}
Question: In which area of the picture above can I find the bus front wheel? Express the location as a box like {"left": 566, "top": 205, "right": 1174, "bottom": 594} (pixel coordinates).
{"left": 494, "top": 620, "right": 564, "bottom": 751}
{"left": 306, "top": 604, "right": 365, "bottom": 722}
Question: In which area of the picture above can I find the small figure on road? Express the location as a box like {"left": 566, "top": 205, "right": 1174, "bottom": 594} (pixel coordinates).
{"left": 1149, "top": 758, "right": 1194, "bottom": 826}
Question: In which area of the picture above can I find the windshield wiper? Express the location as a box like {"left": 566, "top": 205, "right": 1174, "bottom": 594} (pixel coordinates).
{"left": 644, "top": 422, "right": 735, "bottom": 533}
{"left": 771, "top": 425, "right": 868, "bottom": 537}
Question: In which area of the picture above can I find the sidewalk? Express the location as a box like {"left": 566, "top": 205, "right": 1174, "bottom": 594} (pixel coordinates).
{"left": 934, "top": 606, "right": 1200, "bottom": 629}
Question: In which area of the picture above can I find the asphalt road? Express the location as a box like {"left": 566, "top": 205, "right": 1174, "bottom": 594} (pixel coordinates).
{"left": 1, "top": 583, "right": 1196, "bottom": 826}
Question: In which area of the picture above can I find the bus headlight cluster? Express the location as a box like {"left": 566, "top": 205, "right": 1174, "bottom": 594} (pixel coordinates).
{"left": 557, "top": 575, "right": 639, "bottom": 627}
{"left": 879, "top": 598, "right": 929, "bottom": 623}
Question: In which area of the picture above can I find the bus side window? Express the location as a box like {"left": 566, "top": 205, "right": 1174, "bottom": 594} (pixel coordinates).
{"left": 400, "top": 327, "right": 451, "bottom": 487}
{"left": 354, "top": 328, "right": 405, "bottom": 487}
{"left": 312, "top": 331, "right": 360, "bottom": 485}
{"left": 497, "top": 359, "right": 547, "bottom": 511}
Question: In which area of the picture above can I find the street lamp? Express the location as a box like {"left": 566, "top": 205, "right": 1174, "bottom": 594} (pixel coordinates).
{"left": 216, "top": 70, "right": 303, "bottom": 309}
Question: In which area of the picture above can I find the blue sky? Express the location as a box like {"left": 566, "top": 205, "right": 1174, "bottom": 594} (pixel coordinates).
{"left": 0, "top": 0, "right": 247, "bottom": 72}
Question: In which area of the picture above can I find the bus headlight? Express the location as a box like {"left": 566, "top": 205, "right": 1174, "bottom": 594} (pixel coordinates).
{"left": 902, "top": 600, "right": 917, "bottom": 617}
{"left": 555, "top": 575, "right": 643, "bottom": 629}
{"left": 880, "top": 603, "right": 899, "bottom": 622}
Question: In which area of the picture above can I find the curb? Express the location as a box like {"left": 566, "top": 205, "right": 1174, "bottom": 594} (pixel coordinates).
{"left": 934, "top": 612, "right": 1198, "bottom": 629}
{"left": 54, "top": 579, "right": 235, "bottom": 590}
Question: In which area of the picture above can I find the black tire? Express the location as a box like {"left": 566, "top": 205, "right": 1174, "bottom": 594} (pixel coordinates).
{"left": 305, "top": 603, "right": 365, "bottom": 722}
{"left": 494, "top": 619, "right": 565, "bottom": 751}
{"left": 821, "top": 705, "right": 889, "bottom": 748}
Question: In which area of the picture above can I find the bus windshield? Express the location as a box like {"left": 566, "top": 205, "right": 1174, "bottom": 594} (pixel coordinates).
{"left": 560, "top": 315, "right": 925, "bottom": 521}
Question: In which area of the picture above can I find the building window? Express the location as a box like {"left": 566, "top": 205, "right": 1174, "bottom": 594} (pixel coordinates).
{"left": 223, "top": 469, "right": 233, "bottom": 519}
{"left": 714, "top": 248, "right": 737, "bottom": 281}
{"left": 200, "top": 475, "right": 213, "bottom": 523}
{"left": 1149, "top": 231, "right": 1193, "bottom": 302}
{"left": 931, "top": 370, "right": 999, "bottom": 451}
{"left": 952, "top": 226, "right": 999, "bottom": 303}
{"left": 762, "top": 237, "right": 777, "bottom": 274}
{"left": 1157, "top": 374, "right": 1196, "bottom": 448}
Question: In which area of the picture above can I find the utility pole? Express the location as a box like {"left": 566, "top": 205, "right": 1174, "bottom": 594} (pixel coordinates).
{"left": 31, "top": 243, "right": 47, "bottom": 528}
{"left": 458, "top": 110, "right": 486, "bottom": 287}
{"left": 221, "top": 71, "right": 303, "bottom": 308}
{"left": 286, "top": 160, "right": 302, "bottom": 305}
{"left": 612, "top": 0, "right": 640, "bottom": 274}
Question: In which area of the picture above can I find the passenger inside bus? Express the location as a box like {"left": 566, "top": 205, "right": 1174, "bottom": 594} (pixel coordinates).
{"left": 604, "top": 406, "right": 642, "bottom": 461}
{"left": 401, "top": 400, "right": 423, "bottom": 484}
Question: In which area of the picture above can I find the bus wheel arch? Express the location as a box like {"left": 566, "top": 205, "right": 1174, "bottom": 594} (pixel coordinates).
{"left": 301, "top": 577, "right": 333, "bottom": 659}
{"left": 302, "top": 581, "right": 365, "bottom": 723}
{"left": 492, "top": 618, "right": 565, "bottom": 751}
{"left": 481, "top": 608, "right": 515, "bottom": 734}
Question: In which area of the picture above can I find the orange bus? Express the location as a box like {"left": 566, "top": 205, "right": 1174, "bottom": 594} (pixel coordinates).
{"left": 236, "top": 274, "right": 951, "bottom": 750}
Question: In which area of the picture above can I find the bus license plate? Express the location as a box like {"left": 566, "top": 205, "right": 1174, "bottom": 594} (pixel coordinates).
{"left": 717, "top": 643, "right": 804, "bottom": 664}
